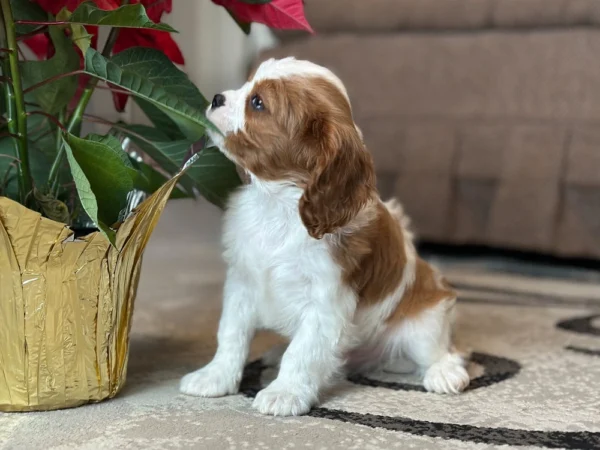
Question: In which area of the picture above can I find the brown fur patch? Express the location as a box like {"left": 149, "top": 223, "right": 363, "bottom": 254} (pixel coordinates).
{"left": 332, "top": 203, "right": 406, "bottom": 306}
{"left": 225, "top": 76, "right": 376, "bottom": 239}
{"left": 333, "top": 203, "right": 454, "bottom": 319}
{"left": 387, "top": 258, "right": 456, "bottom": 322}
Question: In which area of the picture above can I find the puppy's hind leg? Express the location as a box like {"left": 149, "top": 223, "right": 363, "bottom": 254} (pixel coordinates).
{"left": 396, "top": 298, "right": 470, "bottom": 394}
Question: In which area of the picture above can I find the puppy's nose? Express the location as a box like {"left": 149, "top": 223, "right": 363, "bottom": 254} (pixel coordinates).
{"left": 211, "top": 93, "right": 226, "bottom": 109}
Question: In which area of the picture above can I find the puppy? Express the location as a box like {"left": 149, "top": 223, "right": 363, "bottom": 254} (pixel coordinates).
{"left": 180, "top": 57, "right": 470, "bottom": 416}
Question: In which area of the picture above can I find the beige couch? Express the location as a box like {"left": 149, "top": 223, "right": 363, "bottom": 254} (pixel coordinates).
{"left": 257, "top": 0, "right": 600, "bottom": 259}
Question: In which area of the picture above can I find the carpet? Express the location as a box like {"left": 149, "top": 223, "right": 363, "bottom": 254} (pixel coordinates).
{"left": 1, "top": 200, "right": 600, "bottom": 450}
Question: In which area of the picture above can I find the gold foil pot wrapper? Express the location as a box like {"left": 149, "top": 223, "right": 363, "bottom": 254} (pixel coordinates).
{"left": 0, "top": 172, "right": 185, "bottom": 412}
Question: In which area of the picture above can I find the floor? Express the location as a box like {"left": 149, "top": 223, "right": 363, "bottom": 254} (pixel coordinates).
{"left": 1, "top": 200, "right": 600, "bottom": 450}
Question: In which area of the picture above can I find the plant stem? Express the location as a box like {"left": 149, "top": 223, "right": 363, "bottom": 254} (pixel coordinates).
{"left": 48, "top": 0, "right": 129, "bottom": 188}
{"left": 0, "top": 0, "right": 32, "bottom": 204}
{"left": 23, "top": 69, "right": 85, "bottom": 94}
{"left": 83, "top": 114, "right": 157, "bottom": 146}
{"left": 14, "top": 20, "right": 70, "bottom": 26}
{"left": 16, "top": 45, "right": 26, "bottom": 61}
{"left": 27, "top": 111, "right": 68, "bottom": 132}
{"left": 50, "top": 109, "right": 66, "bottom": 194}
{"left": 95, "top": 83, "right": 132, "bottom": 95}
{"left": 0, "top": 153, "right": 20, "bottom": 161}
{"left": 56, "top": 109, "right": 65, "bottom": 150}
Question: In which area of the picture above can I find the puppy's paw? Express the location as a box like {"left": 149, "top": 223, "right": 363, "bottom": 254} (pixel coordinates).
{"left": 180, "top": 363, "right": 240, "bottom": 398}
{"left": 423, "top": 353, "right": 470, "bottom": 394}
{"left": 252, "top": 383, "right": 313, "bottom": 416}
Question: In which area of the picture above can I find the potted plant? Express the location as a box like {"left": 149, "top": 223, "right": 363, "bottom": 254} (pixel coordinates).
{"left": 0, "top": 0, "right": 311, "bottom": 412}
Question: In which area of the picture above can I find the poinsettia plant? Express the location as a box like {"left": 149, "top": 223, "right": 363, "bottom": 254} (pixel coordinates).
{"left": 0, "top": 0, "right": 311, "bottom": 244}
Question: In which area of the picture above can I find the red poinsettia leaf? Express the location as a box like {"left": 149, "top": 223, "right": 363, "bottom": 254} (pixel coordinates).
{"left": 88, "top": 0, "right": 120, "bottom": 10}
{"left": 144, "top": 30, "right": 184, "bottom": 64}
{"left": 33, "top": 0, "right": 67, "bottom": 15}
{"left": 33, "top": 0, "right": 119, "bottom": 14}
{"left": 109, "top": 84, "right": 129, "bottom": 112}
{"left": 213, "top": 0, "right": 313, "bottom": 33}
{"left": 23, "top": 34, "right": 50, "bottom": 59}
{"left": 140, "top": 0, "right": 172, "bottom": 22}
{"left": 114, "top": 28, "right": 184, "bottom": 65}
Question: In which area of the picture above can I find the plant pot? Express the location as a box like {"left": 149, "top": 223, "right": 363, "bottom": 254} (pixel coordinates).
{"left": 0, "top": 174, "right": 182, "bottom": 412}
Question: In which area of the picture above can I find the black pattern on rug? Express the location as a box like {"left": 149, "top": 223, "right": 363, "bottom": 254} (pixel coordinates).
{"left": 347, "top": 352, "right": 520, "bottom": 392}
{"left": 238, "top": 355, "right": 598, "bottom": 449}
{"left": 566, "top": 346, "right": 600, "bottom": 357}
{"left": 308, "top": 409, "right": 600, "bottom": 450}
{"left": 557, "top": 315, "right": 600, "bottom": 336}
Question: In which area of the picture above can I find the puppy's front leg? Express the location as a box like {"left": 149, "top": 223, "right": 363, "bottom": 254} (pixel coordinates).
{"left": 253, "top": 289, "right": 355, "bottom": 416}
{"left": 180, "top": 268, "right": 256, "bottom": 397}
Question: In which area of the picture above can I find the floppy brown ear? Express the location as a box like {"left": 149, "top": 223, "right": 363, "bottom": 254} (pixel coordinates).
{"left": 299, "top": 118, "right": 376, "bottom": 239}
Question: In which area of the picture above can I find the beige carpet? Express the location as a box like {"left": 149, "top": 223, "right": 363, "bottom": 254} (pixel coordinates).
{"left": 1, "top": 200, "right": 600, "bottom": 450}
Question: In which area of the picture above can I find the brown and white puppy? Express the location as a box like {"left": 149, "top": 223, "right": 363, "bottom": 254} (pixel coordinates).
{"left": 180, "top": 57, "right": 470, "bottom": 416}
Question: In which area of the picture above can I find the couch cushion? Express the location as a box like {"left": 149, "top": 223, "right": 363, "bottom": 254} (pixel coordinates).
{"left": 257, "top": 30, "right": 600, "bottom": 258}
{"left": 260, "top": 30, "right": 600, "bottom": 124}
{"left": 297, "top": 0, "right": 600, "bottom": 33}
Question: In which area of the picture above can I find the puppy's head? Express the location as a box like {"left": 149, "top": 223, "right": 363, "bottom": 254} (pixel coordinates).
{"left": 206, "top": 57, "right": 375, "bottom": 239}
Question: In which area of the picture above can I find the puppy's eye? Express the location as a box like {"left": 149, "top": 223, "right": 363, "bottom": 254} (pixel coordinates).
{"left": 250, "top": 94, "right": 264, "bottom": 111}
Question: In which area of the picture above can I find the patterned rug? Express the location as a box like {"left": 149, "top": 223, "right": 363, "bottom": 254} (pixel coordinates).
{"left": 1, "top": 201, "right": 600, "bottom": 450}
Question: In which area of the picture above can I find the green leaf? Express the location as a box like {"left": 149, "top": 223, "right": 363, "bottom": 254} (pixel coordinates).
{"left": 11, "top": 0, "right": 48, "bottom": 36}
{"left": 0, "top": 129, "right": 58, "bottom": 202}
{"left": 85, "top": 133, "right": 138, "bottom": 176}
{"left": 83, "top": 48, "right": 216, "bottom": 140}
{"left": 0, "top": 137, "right": 18, "bottom": 200}
{"left": 25, "top": 111, "right": 74, "bottom": 190}
{"left": 121, "top": 47, "right": 207, "bottom": 137}
{"left": 116, "top": 124, "right": 241, "bottom": 207}
{"left": 63, "top": 133, "right": 136, "bottom": 245}
{"left": 111, "top": 48, "right": 208, "bottom": 111}
{"left": 21, "top": 26, "right": 80, "bottom": 114}
{"left": 185, "top": 146, "right": 242, "bottom": 208}
{"left": 133, "top": 98, "right": 185, "bottom": 140}
{"left": 63, "top": 140, "right": 115, "bottom": 244}
{"left": 70, "top": 25, "right": 94, "bottom": 54}
{"left": 115, "top": 124, "right": 195, "bottom": 195}
{"left": 132, "top": 160, "right": 189, "bottom": 199}
{"left": 68, "top": 1, "right": 177, "bottom": 32}
{"left": 57, "top": 8, "right": 93, "bottom": 55}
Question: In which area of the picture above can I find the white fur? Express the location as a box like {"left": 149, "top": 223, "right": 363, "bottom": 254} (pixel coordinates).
{"left": 181, "top": 58, "right": 469, "bottom": 416}
{"left": 181, "top": 180, "right": 357, "bottom": 416}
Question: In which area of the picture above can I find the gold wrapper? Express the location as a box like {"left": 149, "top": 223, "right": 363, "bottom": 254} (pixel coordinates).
{"left": 0, "top": 173, "right": 184, "bottom": 412}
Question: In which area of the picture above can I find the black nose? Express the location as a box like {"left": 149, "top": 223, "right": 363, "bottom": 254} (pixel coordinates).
{"left": 211, "top": 93, "right": 225, "bottom": 109}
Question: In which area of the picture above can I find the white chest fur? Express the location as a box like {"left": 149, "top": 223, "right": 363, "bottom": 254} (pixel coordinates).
{"left": 221, "top": 181, "right": 345, "bottom": 336}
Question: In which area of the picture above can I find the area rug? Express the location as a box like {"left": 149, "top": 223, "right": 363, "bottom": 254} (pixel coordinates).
{"left": 1, "top": 201, "right": 599, "bottom": 450}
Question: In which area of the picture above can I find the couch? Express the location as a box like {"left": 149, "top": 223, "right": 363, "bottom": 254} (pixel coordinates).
{"left": 256, "top": 0, "right": 600, "bottom": 259}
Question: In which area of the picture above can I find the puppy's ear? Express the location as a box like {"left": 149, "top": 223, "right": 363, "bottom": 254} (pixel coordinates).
{"left": 299, "top": 117, "right": 375, "bottom": 239}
